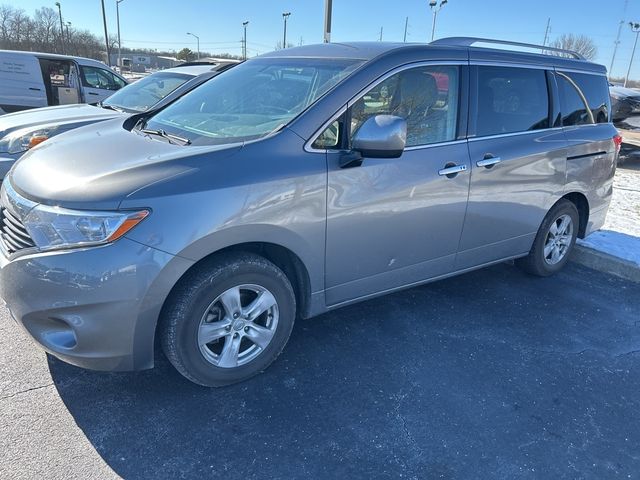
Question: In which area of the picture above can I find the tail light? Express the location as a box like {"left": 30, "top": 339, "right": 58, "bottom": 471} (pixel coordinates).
{"left": 613, "top": 133, "right": 623, "bottom": 154}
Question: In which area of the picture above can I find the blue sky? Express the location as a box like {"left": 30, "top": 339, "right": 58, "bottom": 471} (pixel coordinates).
{"left": 11, "top": 0, "right": 640, "bottom": 79}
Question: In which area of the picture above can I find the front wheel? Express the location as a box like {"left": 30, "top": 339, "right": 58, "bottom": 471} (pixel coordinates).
{"left": 160, "top": 253, "right": 296, "bottom": 387}
{"left": 516, "top": 199, "right": 579, "bottom": 277}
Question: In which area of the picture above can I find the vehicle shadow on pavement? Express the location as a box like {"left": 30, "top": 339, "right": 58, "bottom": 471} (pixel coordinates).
{"left": 48, "top": 263, "right": 640, "bottom": 479}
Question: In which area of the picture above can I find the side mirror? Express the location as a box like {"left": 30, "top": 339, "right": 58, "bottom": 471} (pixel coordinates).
{"left": 352, "top": 114, "right": 407, "bottom": 158}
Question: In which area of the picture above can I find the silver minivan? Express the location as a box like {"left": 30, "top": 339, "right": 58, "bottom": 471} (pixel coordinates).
{"left": 0, "top": 39, "right": 619, "bottom": 386}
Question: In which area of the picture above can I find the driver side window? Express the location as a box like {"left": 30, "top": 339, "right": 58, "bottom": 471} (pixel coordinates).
{"left": 80, "top": 66, "right": 125, "bottom": 91}
{"left": 312, "top": 65, "right": 459, "bottom": 150}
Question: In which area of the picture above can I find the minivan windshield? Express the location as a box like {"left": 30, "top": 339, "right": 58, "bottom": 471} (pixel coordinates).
{"left": 141, "top": 58, "right": 363, "bottom": 146}
{"left": 103, "top": 71, "right": 193, "bottom": 113}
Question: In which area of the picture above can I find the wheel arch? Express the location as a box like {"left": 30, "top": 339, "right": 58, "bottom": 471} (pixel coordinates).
{"left": 561, "top": 191, "right": 590, "bottom": 238}
{"left": 131, "top": 224, "right": 322, "bottom": 370}
{"left": 146, "top": 247, "right": 315, "bottom": 370}
{"left": 184, "top": 241, "right": 314, "bottom": 321}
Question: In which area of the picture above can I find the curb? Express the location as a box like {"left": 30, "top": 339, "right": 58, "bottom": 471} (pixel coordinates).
{"left": 570, "top": 244, "right": 640, "bottom": 283}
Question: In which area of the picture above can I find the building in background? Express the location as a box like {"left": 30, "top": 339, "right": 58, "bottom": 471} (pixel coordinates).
{"left": 108, "top": 53, "right": 180, "bottom": 72}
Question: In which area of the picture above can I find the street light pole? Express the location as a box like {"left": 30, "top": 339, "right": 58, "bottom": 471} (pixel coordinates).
{"left": 116, "top": 0, "right": 125, "bottom": 71}
{"left": 403, "top": 16, "right": 409, "bottom": 42}
{"left": 65, "top": 21, "right": 71, "bottom": 50}
{"left": 626, "top": 22, "right": 640, "bottom": 87}
{"left": 429, "top": 0, "right": 448, "bottom": 42}
{"left": 186, "top": 32, "right": 200, "bottom": 59}
{"left": 242, "top": 21, "right": 249, "bottom": 60}
{"left": 282, "top": 12, "right": 291, "bottom": 49}
{"left": 323, "top": 0, "right": 332, "bottom": 43}
{"left": 100, "top": 0, "right": 111, "bottom": 66}
{"left": 55, "top": 2, "right": 65, "bottom": 54}
{"left": 611, "top": 20, "right": 624, "bottom": 78}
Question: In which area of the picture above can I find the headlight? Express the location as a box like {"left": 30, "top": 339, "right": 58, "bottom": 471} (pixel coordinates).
{"left": 0, "top": 126, "right": 59, "bottom": 154}
{"left": 22, "top": 205, "right": 149, "bottom": 251}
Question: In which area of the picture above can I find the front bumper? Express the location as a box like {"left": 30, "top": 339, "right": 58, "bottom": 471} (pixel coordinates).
{"left": 0, "top": 237, "right": 192, "bottom": 371}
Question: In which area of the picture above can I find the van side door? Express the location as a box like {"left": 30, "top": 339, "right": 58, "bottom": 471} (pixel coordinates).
{"left": 322, "top": 63, "right": 471, "bottom": 306}
{"left": 456, "top": 64, "right": 567, "bottom": 270}
{"left": 555, "top": 70, "right": 617, "bottom": 225}
{"left": 79, "top": 65, "right": 127, "bottom": 103}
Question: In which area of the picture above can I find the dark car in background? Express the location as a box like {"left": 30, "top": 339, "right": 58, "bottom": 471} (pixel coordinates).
{"left": 609, "top": 83, "right": 640, "bottom": 122}
{"left": 0, "top": 63, "right": 236, "bottom": 180}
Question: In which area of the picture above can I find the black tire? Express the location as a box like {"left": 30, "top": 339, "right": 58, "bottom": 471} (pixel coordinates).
{"left": 516, "top": 199, "right": 579, "bottom": 277}
{"left": 160, "top": 252, "right": 296, "bottom": 387}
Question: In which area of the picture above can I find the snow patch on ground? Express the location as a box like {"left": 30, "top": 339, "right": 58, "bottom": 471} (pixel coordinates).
{"left": 577, "top": 155, "right": 640, "bottom": 265}
{"left": 578, "top": 230, "right": 640, "bottom": 266}
{"left": 601, "top": 165, "right": 640, "bottom": 237}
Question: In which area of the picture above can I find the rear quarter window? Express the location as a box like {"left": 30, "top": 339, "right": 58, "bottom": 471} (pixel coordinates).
{"left": 476, "top": 66, "right": 550, "bottom": 137}
{"left": 557, "top": 71, "right": 610, "bottom": 125}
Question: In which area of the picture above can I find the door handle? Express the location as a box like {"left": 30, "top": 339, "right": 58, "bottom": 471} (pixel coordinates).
{"left": 438, "top": 164, "right": 467, "bottom": 177}
{"left": 88, "top": 92, "right": 100, "bottom": 96}
{"left": 476, "top": 156, "right": 502, "bottom": 168}
{"left": 28, "top": 87, "right": 42, "bottom": 91}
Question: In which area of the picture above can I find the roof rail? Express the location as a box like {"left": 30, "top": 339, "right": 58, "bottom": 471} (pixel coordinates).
{"left": 430, "top": 37, "right": 585, "bottom": 60}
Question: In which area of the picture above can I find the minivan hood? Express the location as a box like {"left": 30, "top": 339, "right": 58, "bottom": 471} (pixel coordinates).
{"left": 9, "top": 118, "right": 242, "bottom": 210}
{"left": 0, "top": 104, "right": 120, "bottom": 138}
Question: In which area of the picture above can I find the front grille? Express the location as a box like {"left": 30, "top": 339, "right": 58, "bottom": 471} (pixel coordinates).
{"left": 0, "top": 207, "right": 36, "bottom": 254}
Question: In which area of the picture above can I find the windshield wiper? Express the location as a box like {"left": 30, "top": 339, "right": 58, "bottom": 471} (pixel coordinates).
{"left": 140, "top": 128, "right": 191, "bottom": 146}
{"left": 100, "top": 103, "right": 126, "bottom": 113}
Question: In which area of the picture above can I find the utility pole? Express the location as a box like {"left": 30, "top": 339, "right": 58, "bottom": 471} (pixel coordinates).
{"left": 625, "top": 22, "right": 640, "bottom": 87}
{"left": 100, "top": 0, "right": 111, "bottom": 66}
{"left": 186, "top": 32, "right": 200, "bottom": 59}
{"left": 403, "top": 16, "right": 409, "bottom": 42}
{"left": 282, "top": 12, "right": 291, "bottom": 48}
{"left": 323, "top": 0, "right": 332, "bottom": 43}
{"left": 116, "top": 0, "right": 125, "bottom": 71}
{"left": 542, "top": 17, "right": 551, "bottom": 47}
{"left": 611, "top": 20, "right": 624, "bottom": 78}
{"left": 379, "top": 26, "right": 383, "bottom": 41}
{"left": 55, "top": 2, "right": 64, "bottom": 54}
{"left": 242, "top": 21, "right": 249, "bottom": 60}
{"left": 65, "top": 21, "right": 71, "bottom": 49}
{"left": 429, "top": 0, "right": 448, "bottom": 42}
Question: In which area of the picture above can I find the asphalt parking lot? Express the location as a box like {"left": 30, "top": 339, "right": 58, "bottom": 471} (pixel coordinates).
{"left": 1, "top": 262, "right": 639, "bottom": 479}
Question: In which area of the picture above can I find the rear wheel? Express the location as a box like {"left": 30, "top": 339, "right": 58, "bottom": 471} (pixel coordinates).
{"left": 160, "top": 253, "right": 296, "bottom": 387}
{"left": 516, "top": 199, "right": 579, "bottom": 277}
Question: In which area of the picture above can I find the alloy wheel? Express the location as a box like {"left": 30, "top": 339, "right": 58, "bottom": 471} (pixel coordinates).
{"left": 543, "top": 214, "right": 573, "bottom": 265}
{"left": 197, "top": 284, "right": 279, "bottom": 368}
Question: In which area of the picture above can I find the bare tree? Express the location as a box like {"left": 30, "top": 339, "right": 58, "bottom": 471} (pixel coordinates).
{"left": 31, "top": 7, "right": 59, "bottom": 52}
{"left": 108, "top": 33, "right": 119, "bottom": 52}
{"left": 10, "top": 9, "right": 32, "bottom": 48}
{"left": 549, "top": 34, "right": 597, "bottom": 60}
{"left": 0, "top": 3, "right": 241, "bottom": 62}
{"left": 274, "top": 40, "right": 295, "bottom": 50}
{"left": 0, "top": 4, "right": 14, "bottom": 45}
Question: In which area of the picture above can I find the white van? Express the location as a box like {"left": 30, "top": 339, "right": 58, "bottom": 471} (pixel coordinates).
{"left": 0, "top": 50, "right": 127, "bottom": 114}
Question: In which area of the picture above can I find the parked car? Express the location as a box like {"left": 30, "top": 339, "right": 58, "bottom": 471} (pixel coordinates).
{"left": 0, "top": 39, "right": 619, "bottom": 387}
{"left": 0, "top": 63, "right": 236, "bottom": 179}
{"left": 609, "top": 83, "right": 640, "bottom": 122}
{"left": 0, "top": 50, "right": 129, "bottom": 114}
